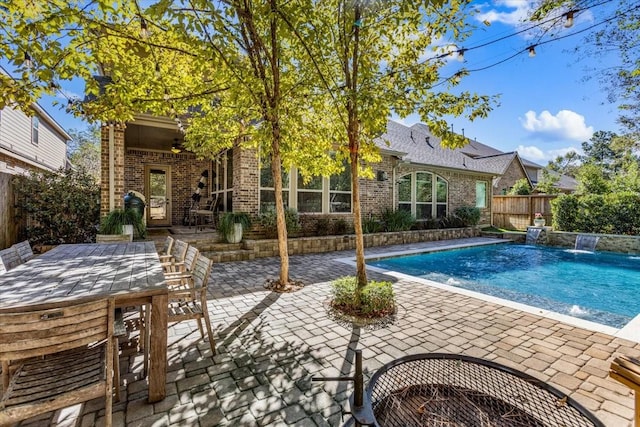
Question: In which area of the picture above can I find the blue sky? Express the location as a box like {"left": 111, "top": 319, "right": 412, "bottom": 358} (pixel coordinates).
{"left": 12, "top": 0, "right": 623, "bottom": 165}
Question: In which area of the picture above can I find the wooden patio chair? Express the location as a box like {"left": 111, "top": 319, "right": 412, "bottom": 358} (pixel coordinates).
{"left": 159, "top": 239, "right": 188, "bottom": 272}
{"left": 0, "top": 297, "right": 114, "bottom": 426}
{"left": 167, "top": 254, "right": 216, "bottom": 355}
{"left": 11, "top": 240, "right": 35, "bottom": 263}
{"left": 0, "top": 247, "right": 22, "bottom": 273}
{"left": 158, "top": 236, "right": 174, "bottom": 258}
{"left": 193, "top": 197, "right": 219, "bottom": 231}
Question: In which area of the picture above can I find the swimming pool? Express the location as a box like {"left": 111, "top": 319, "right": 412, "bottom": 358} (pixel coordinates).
{"left": 368, "top": 243, "right": 640, "bottom": 329}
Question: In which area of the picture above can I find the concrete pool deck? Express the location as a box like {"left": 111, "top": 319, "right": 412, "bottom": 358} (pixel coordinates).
{"left": 23, "top": 238, "right": 640, "bottom": 426}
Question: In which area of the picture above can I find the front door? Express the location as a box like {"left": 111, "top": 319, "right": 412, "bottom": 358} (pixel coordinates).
{"left": 146, "top": 165, "right": 172, "bottom": 227}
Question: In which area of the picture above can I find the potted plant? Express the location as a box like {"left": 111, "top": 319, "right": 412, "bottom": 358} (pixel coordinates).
{"left": 218, "top": 212, "right": 251, "bottom": 243}
{"left": 533, "top": 212, "right": 546, "bottom": 227}
{"left": 96, "top": 209, "right": 146, "bottom": 242}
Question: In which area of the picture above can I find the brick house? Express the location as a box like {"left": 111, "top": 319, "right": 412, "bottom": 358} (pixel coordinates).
{"left": 101, "top": 117, "right": 541, "bottom": 230}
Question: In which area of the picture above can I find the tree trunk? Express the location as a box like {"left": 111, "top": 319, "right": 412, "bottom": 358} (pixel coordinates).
{"left": 271, "top": 142, "right": 290, "bottom": 285}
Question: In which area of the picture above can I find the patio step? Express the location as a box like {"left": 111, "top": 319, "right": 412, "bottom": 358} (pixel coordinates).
{"left": 201, "top": 249, "right": 255, "bottom": 263}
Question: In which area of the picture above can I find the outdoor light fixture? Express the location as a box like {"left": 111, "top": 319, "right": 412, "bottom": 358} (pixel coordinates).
{"left": 457, "top": 49, "right": 465, "bottom": 62}
{"left": 564, "top": 11, "right": 574, "bottom": 28}
{"left": 24, "top": 52, "right": 32, "bottom": 69}
{"left": 140, "top": 18, "right": 149, "bottom": 38}
{"left": 171, "top": 138, "right": 182, "bottom": 154}
{"left": 528, "top": 46, "right": 536, "bottom": 58}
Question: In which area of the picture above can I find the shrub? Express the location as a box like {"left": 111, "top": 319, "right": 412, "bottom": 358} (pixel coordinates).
{"left": 439, "top": 214, "right": 465, "bottom": 229}
{"left": 13, "top": 167, "right": 100, "bottom": 245}
{"left": 454, "top": 206, "right": 481, "bottom": 226}
{"left": 508, "top": 178, "right": 532, "bottom": 195}
{"left": 315, "top": 217, "right": 330, "bottom": 236}
{"left": 551, "top": 192, "right": 640, "bottom": 235}
{"left": 332, "top": 218, "right": 349, "bottom": 235}
{"left": 258, "top": 207, "right": 301, "bottom": 238}
{"left": 381, "top": 208, "right": 415, "bottom": 231}
{"left": 330, "top": 276, "right": 395, "bottom": 317}
{"left": 362, "top": 217, "right": 383, "bottom": 234}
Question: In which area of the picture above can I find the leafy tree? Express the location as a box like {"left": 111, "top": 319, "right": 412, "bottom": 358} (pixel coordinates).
{"left": 535, "top": 168, "right": 560, "bottom": 194}
{"left": 508, "top": 178, "right": 531, "bottom": 195}
{"left": 296, "top": 0, "right": 494, "bottom": 294}
{"left": 68, "top": 124, "right": 101, "bottom": 183}
{"left": 575, "top": 163, "right": 610, "bottom": 195}
{"left": 547, "top": 150, "right": 581, "bottom": 178}
{"left": 581, "top": 130, "right": 624, "bottom": 176}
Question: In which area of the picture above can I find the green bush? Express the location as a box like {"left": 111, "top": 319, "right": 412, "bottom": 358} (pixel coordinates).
{"left": 551, "top": 192, "right": 640, "bottom": 235}
{"left": 258, "top": 207, "right": 301, "bottom": 238}
{"left": 332, "top": 218, "right": 349, "bottom": 235}
{"left": 382, "top": 208, "right": 415, "bottom": 231}
{"left": 454, "top": 206, "right": 481, "bottom": 226}
{"left": 439, "top": 214, "right": 465, "bottom": 229}
{"left": 330, "top": 276, "right": 395, "bottom": 317}
{"left": 362, "top": 217, "right": 383, "bottom": 234}
{"left": 508, "top": 178, "right": 532, "bottom": 195}
{"left": 315, "top": 217, "right": 330, "bottom": 236}
{"left": 13, "top": 167, "right": 100, "bottom": 245}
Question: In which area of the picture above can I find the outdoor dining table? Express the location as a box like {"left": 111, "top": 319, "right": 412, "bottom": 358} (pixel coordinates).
{"left": 0, "top": 241, "right": 168, "bottom": 403}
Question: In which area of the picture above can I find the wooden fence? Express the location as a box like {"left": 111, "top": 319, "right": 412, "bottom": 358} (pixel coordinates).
{"left": 0, "top": 173, "right": 18, "bottom": 249}
{"left": 492, "top": 195, "right": 556, "bottom": 230}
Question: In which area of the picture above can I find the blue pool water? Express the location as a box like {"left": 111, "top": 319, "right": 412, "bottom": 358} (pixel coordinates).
{"left": 368, "top": 244, "right": 640, "bottom": 328}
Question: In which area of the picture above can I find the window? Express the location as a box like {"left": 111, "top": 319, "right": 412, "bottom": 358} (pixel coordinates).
{"left": 259, "top": 157, "right": 351, "bottom": 214}
{"left": 31, "top": 116, "right": 39, "bottom": 145}
{"left": 397, "top": 171, "right": 448, "bottom": 219}
{"left": 476, "top": 181, "right": 487, "bottom": 208}
{"left": 212, "top": 149, "right": 233, "bottom": 212}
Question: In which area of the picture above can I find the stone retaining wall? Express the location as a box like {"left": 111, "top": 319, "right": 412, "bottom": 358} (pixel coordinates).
{"left": 243, "top": 227, "right": 481, "bottom": 258}
{"left": 546, "top": 230, "right": 640, "bottom": 254}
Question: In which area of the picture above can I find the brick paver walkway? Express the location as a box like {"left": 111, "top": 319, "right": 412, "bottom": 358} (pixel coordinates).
{"left": 20, "top": 239, "right": 640, "bottom": 426}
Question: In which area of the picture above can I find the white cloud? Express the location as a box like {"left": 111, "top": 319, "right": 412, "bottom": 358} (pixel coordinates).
{"left": 520, "top": 110, "right": 593, "bottom": 141}
{"left": 548, "top": 147, "right": 582, "bottom": 158}
{"left": 475, "top": 1, "right": 534, "bottom": 26}
{"left": 516, "top": 145, "right": 545, "bottom": 161}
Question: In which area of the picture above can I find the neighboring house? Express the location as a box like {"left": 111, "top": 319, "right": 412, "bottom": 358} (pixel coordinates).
{"left": 0, "top": 67, "right": 71, "bottom": 248}
{"left": 101, "top": 118, "right": 504, "bottom": 229}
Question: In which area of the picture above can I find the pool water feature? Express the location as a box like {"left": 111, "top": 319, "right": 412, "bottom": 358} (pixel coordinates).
{"left": 368, "top": 244, "right": 640, "bottom": 329}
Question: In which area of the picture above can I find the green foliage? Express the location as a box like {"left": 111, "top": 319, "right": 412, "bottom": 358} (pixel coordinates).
{"left": 576, "top": 163, "right": 611, "bottom": 195}
{"left": 535, "top": 169, "right": 561, "bottom": 194}
{"left": 332, "top": 218, "right": 349, "bottom": 235}
{"left": 381, "top": 209, "right": 416, "bottom": 232}
{"left": 551, "top": 192, "right": 640, "bottom": 235}
{"left": 12, "top": 167, "right": 100, "bottom": 245}
{"left": 99, "top": 209, "right": 146, "bottom": 239}
{"left": 218, "top": 212, "right": 252, "bottom": 242}
{"left": 330, "top": 276, "right": 395, "bottom": 317}
{"left": 362, "top": 217, "right": 383, "bottom": 234}
{"left": 453, "top": 206, "right": 481, "bottom": 226}
{"left": 438, "top": 214, "right": 466, "bottom": 229}
{"left": 508, "top": 178, "right": 532, "bottom": 195}
{"left": 68, "top": 125, "right": 101, "bottom": 183}
{"left": 315, "top": 217, "right": 330, "bottom": 236}
{"left": 258, "top": 208, "right": 301, "bottom": 238}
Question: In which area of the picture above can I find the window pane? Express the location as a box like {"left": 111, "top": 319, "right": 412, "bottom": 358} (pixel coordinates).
{"left": 398, "top": 203, "right": 411, "bottom": 212}
{"left": 226, "top": 150, "right": 233, "bottom": 188}
{"left": 398, "top": 175, "right": 411, "bottom": 202}
{"left": 476, "top": 181, "right": 487, "bottom": 208}
{"left": 297, "top": 192, "right": 322, "bottom": 212}
{"left": 416, "top": 172, "right": 432, "bottom": 202}
{"left": 329, "top": 193, "right": 351, "bottom": 213}
{"left": 260, "top": 159, "right": 290, "bottom": 189}
{"left": 436, "top": 204, "right": 447, "bottom": 218}
{"left": 226, "top": 191, "right": 233, "bottom": 212}
{"left": 436, "top": 177, "right": 447, "bottom": 203}
{"left": 330, "top": 165, "right": 351, "bottom": 191}
{"left": 416, "top": 204, "right": 432, "bottom": 219}
{"left": 260, "top": 190, "right": 289, "bottom": 212}
{"left": 298, "top": 174, "right": 322, "bottom": 190}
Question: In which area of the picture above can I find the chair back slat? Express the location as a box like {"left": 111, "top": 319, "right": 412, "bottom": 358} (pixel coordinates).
{"left": 0, "top": 247, "right": 22, "bottom": 272}
{"left": 161, "top": 236, "right": 174, "bottom": 256}
{"left": 192, "top": 255, "right": 213, "bottom": 290}
{"left": 171, "top": 240, "right": 189, "bottom": 263}
{"left": 12, "top": 240, "right": 35, "bottom": 263}
{"left": 183, "top": 246, "right": 200, "bottom": 273}
{"left": 0, "top": 299, "right": 113, "bottom": 361}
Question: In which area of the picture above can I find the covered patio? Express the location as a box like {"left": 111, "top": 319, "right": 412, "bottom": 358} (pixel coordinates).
{"left": 16, "top": 240, "right": 640, "bottom": 426}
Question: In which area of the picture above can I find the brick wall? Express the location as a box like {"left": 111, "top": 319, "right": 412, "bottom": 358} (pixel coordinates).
{"left": 495, "top": 159, "right": 528, "bottom": 195}
{"left": 233, "top": 145, "right": 259, "bottom": 215}
{"left": 125, "top": 149, "right": 211, "bottom": 225}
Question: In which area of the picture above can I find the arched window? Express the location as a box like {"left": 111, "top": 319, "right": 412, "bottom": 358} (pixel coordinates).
{"left": 398, "top": 171, "right": 448, "bottom": 219}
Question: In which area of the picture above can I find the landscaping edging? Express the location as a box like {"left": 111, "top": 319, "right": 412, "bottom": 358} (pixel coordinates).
{"left": 243, "top": 227, "right": 481, "bottom": 259}
{"left": 546, "top": 230, "right": 640, "bottom": 254}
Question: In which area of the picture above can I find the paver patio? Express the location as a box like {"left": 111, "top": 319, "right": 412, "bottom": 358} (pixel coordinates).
{"left": 19, "top": 238, "right": 640, "bottom": 426}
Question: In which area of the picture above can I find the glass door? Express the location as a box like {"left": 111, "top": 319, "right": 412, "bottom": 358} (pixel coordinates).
{"left": 145, "top": 165, "right": 172, "bottom": 226}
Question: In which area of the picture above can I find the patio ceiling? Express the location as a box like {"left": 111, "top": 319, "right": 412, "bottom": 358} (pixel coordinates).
{"left": 125, "top": 115, "right": 184, "bottom": 152}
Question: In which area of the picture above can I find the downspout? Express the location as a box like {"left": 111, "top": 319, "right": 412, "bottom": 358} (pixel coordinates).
{"left": 109, "top": 123, "right": 115, "bottom": 211}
